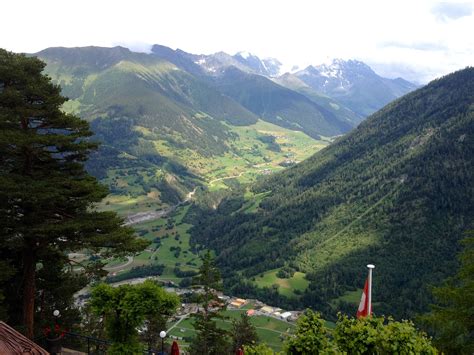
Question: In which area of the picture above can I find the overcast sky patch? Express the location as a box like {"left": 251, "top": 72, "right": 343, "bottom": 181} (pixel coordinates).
{"left": 379, "top": 41, "right": 448, "bottom": 52}
{"left": 1, "top": 0, "right": 473, "bottom": 84}
{"left": 431, "top": 2, "right": 473, "bottom": 21}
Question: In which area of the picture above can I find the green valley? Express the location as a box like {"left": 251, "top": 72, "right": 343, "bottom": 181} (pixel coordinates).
{"left": 35, "top": 47, "right": 331, "bottom": 214}
{"left": 2, "top": 1, "right": 470, "bottom": 352}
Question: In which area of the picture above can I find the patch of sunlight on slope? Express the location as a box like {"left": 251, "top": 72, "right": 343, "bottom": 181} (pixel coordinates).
{"left": 295, "top": 184, "right": 401, "bottom": 271}
{"left": 254, "top": 269, "right": 309, "bottom": 297}
{"left": 114, "top": 60, "right": 178, "bottom": 83}
{"left": 83, "top": 73, "right": 99, "bottom": 87}
{"left": 297, "top": 230, "right": 379, "bottom": 271}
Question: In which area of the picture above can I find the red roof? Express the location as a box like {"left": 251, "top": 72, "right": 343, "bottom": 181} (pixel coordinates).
{"left": 0, "top": 322, "right": 49, "bottom": 355}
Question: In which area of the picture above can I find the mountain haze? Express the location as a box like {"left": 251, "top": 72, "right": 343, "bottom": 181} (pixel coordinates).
{"left": 233, "top": 51, "right": 282, "bottom": 77}
{"left": 189, "top": 67, "right": 474, "bottom": 319}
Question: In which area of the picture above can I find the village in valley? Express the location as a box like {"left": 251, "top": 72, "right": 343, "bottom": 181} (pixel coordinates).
{"left": 76, "top": 276, "right": 303, "bottom": 351}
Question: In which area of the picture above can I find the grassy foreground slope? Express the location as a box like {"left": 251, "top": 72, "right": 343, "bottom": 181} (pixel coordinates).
{"left": 189, "top": 68, "right": 474, "bottom": 319}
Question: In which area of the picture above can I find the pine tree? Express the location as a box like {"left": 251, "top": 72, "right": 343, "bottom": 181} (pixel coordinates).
{"left": 421, "top": 231, "right": 474, "bottom": 354}
{"left": 231, "top": 313, "right": 259, "bottom": 352}
{"left": 0, "top": 49, "right": 148, "bottom": 338}
{"left": 189, "top": 251, "right": 230, "bottom": 355}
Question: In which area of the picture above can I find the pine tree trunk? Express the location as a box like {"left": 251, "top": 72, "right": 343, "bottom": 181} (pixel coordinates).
{"left": 22, "top": 247, "right": 36, "bottom": 339}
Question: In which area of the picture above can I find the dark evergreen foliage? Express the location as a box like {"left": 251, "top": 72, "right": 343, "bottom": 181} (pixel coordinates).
{"left": 421, "top": 231, "right": 474, "bottom": 354}
{"left": 189, "top": 251, "right": 231, "bottom": 355}
{"left": 231, "top": 313, "right": 259, "bottom": 352}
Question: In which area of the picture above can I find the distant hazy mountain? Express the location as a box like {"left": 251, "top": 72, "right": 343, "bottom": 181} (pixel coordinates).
{"left": 212, "top": 66, "right": 353, "bottom": 137}
{"left": 274, "top": 73, "right": 363, "bottom": 125}
{"left": 149, "top": 44, "right": 417, "bottom": 123}
{"left": 149, "top": 45, "right": 355, "bottom": 137}
{"left": 233, "top": 51, "right": 282, "bottom": 77}
{"left": 190, "top": 67, "right": 474, "bottom": 319}
{"left": 295, "top": 59, "right": 418, "bottom": 116}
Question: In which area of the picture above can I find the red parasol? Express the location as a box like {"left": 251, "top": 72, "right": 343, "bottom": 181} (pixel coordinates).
{"left": 236, "top": 348, "right": 244, "bottom": 355}
{"left": 171, "top": 340, "right": 180, "bottom": 355}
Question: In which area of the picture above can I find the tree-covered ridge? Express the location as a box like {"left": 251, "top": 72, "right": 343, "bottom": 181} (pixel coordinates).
{"left": 189, "top": 67, "right": 474, "bottom": 319}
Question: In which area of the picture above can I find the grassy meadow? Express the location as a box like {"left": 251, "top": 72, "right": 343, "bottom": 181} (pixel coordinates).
{"left": 254, "top": 270, "right": 310, "bottom": 298}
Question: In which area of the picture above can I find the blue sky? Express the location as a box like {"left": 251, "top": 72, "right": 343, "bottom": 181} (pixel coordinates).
{"left": 3, "top": 0, "right": 473, "bottom": 83}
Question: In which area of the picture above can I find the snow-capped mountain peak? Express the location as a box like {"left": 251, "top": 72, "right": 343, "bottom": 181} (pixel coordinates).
{"left": 236, "top": 51, "right": 251, "bottom": 60}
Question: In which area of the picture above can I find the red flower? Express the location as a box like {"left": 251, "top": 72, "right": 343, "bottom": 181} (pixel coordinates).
{"left": 43, "top": 326, "right": 51, "bottom": 336}
{"left": 43, "top": 323, "right": 67, "bottom": 338}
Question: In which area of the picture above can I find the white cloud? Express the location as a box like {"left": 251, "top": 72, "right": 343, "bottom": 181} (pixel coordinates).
{"left": 431, "top": 2, "right": 473, "bottom": 21}
{"left": 1, "top": 0, "right": 473, "bottom": 83}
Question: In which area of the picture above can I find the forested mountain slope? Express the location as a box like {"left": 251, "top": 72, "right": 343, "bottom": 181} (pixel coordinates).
{"left": 189, "top": 68, "right": 474, "bottom": 319}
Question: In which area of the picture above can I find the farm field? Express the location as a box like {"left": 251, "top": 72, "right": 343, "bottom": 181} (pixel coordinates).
{"left": 107, "top": 204, "right": 202, "bottom": 282}
{"left": 167, "top": 306, "right": 336, "bottom": 351}
{"left": 97, "top": 119, "right": 328, "bottom": 215}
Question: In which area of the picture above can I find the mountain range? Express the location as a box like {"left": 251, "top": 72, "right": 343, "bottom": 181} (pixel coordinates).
{"left": 189, "top": 67, "right": 474, "bottom": 319}
{"left": 34, "top": 45, "right": 417, "bottom": 206}
{"left": 37, "top": 45, "right": 417, "bottom": 139}
{"left": 30, "top": 44, "right": 473, "bottom": 320}
{"left": 293, "top": 59, "right": 418, "bottom": 116}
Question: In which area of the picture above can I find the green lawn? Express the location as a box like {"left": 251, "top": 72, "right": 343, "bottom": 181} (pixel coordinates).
{"left": 254, "top": 270, "right": 309, "bottom": 298}
{"left": 335, "top": 290, "right": 362, "bottom": 304}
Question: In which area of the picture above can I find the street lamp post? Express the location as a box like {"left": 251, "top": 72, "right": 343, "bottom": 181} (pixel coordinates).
{"left": 48, "top": 310, "right": 62, "bottom": 355}
{"left": 159, "top": 330, "right": 167, "bottom": 355}
{"left": 53, "top": 310, "right": 60, "bottom": 333}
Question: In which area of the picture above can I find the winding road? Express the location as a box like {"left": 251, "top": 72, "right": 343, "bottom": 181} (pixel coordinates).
{"left": 208, "top": 171, "right": 247, "bottom": 185}
{"left": 103, "top": 256, "right": 134, "bottom": 271}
